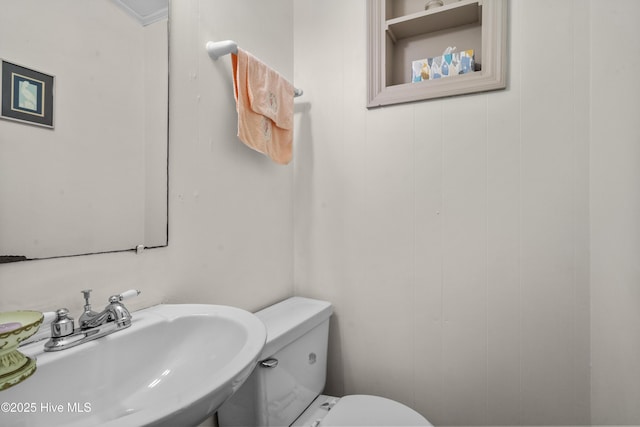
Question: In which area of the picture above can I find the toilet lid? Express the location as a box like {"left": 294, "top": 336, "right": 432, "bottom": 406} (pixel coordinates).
{"left": 320, "top": 395, "right": 432, "bottom": 427}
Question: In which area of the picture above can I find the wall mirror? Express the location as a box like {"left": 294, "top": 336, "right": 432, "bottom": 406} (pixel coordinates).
{"left": 0, "top": 0, "right": 169, "bottom": 263}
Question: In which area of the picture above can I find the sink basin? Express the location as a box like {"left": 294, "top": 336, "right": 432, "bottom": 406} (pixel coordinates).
{"left": 2, "top": 304, "right": 266, "bottom": 427}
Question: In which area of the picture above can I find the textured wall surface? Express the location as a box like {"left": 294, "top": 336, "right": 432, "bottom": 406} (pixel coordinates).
{"left": 293, "top": 1, "right": 591, "bottom": 425}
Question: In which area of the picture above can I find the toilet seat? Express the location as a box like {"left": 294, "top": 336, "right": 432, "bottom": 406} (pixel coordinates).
{"left": 320, "top": 395, "right": 432, "bottom": 427}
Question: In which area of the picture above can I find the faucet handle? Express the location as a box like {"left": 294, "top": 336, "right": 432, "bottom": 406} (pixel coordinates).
{"left": 51, "top": 308, "right": 75, "bottom": 338}
{"left": 119, "top": 289, "right": 141, "bottom": 300}
{"left": 110, "top": 289, "right": 141, "bottom": 303}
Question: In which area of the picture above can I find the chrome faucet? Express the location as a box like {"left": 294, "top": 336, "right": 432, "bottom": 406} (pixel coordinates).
{"left": 44, "top": 289, "right": 140, "bottom": 352}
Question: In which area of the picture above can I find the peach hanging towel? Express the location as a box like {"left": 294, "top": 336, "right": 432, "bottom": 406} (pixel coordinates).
{"left": 231, "top": 48, "right": 295, "bottom": 165}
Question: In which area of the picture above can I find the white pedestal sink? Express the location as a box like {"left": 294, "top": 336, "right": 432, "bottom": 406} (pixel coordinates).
{"left": 1, "top": 304, "right": 266, "bottom": 427}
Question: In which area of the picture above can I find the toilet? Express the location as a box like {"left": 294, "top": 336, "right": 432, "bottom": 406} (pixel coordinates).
{"left": 218, "top": 297, "right": 432, "bottom": 427}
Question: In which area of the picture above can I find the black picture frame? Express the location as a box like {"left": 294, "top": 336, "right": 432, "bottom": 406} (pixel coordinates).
{"left": 1, "top": 60, "right": 54, "bottom": 128}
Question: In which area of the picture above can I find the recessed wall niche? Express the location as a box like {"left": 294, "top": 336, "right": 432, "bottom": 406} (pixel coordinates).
{"left": 367, "top": 0, "right": 507, "bottom": 107}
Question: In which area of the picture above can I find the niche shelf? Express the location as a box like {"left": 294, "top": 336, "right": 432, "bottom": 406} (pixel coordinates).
{"left": 367, "top": 0, "right": 507, "bottom": 108}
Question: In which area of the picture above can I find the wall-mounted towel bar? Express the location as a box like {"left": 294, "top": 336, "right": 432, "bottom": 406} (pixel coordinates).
{"left": 206, "top": 40, "right": 303, "bottom": 98}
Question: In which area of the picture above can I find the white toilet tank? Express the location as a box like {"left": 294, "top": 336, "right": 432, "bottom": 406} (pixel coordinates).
{"left": 218, "top": 297, "right": 333, "bottom": 427}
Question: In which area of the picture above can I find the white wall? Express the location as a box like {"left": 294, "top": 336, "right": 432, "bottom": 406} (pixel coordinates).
{"left": 166, "top": 0, "right": 294, "bottom": 309}
{"left": 590, "top": 0, "right": 640, "bottom": 424}
{"left": 293, "top": 1, "right": 591, "bottom": 425}
{"left": 0, "top": 0, "right": 294, "bottom": 329}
